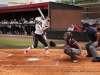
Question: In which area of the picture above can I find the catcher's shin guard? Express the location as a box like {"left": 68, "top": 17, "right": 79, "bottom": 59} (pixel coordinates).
{"left": 66, "top": 47, "right": 78, "bottom": 60}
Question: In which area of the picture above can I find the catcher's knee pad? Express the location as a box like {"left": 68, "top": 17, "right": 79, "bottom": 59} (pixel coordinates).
{"left": 64, "top": 47, "right": 72, "bottom": 54}
{"left": 67, "top": 47, "right": 72, "bottom": 53}
{"left": 64, "top": 49, "right": 67, "bottom": 54}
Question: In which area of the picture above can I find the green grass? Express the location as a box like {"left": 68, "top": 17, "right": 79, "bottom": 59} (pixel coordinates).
{"left": 0, "top": 39, "right": 44, "bottom": 46}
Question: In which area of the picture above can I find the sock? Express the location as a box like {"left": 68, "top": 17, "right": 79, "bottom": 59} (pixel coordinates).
{"left": 45, "top": 46, "right": 49, "bottom": 54}
{"left": 27, "top": 45, "right": 34, "bottom": 51}
{"left": 44, "top": 35, "right": 47, "bottom": 40}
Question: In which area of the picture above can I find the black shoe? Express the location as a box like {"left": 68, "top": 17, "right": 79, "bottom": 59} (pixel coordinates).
{"left": 86, "top": 55, "right": 92, "bottom": 57}
{"left": 92, "top": 57, "right": 100, "bottom": 62}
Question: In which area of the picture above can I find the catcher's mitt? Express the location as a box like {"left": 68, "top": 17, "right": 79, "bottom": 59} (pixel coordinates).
{"left": 49, "top": 41, "right": 56, "bottom": 47}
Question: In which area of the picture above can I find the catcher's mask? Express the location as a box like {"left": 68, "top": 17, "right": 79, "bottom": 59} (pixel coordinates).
{"left": 64, "top": 32, "right": 73, "bottom": 41}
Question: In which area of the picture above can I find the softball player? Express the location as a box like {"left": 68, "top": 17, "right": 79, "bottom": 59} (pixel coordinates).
{"left": 24, "top": 20, "right": 50, "bottom": 56}
{"left": 51, "top": 32, "right": 84, "bottom": 62}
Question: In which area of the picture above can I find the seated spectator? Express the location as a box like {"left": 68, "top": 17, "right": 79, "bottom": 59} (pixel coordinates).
{"left": 23, "top": 19, "right": 28, "bottom": 35}
{"left": 18, "top": 20, "right": 22, "bottom": 35}
{"left": 97, "top": 24, "right": 100, "bottom": 31}
{"left": 29, "top": 18, "right": 35, "bottom": 24}
{"left": 67, "top": 25, "right": 74, "bottom": 31}
{"left": 14, "top": 19, "right": 18, "bottom": 35}
{"left": 3, "top": 19, "right": 7, "bottom": 24}
{"left": 73, "top": 25, "right": 82, "bottom": 31}
{"left": 10, "top": 20, "right": 14, "bottom": 24}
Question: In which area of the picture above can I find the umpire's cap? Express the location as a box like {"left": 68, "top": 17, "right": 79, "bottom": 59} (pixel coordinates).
{"left": 82, "top": 23, "right": 89, "bottom": 30}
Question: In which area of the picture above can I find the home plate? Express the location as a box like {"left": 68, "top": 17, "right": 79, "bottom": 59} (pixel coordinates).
{"left": 27, "top": 58, "right": 40, "bottom": 61}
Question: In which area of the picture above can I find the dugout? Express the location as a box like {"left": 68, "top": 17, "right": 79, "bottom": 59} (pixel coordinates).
{"left": 0, "top": 2, "right": 83, "bottom": 30}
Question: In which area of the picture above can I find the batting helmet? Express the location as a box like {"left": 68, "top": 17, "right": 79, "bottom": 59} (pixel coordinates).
{"left": 64, "top": 32, "right": 73, "bottom": 41}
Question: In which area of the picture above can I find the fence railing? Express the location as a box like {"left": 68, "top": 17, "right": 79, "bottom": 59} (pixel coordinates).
{"left": 0, "top": 24, "right": 35, "bottom": 35}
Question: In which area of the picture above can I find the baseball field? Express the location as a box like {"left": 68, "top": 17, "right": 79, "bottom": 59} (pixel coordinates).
{"left": 0, "top": 35, "right": 100, "bottom": 75}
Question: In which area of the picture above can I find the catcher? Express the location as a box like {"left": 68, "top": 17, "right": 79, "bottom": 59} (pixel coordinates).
{"left": 49, "top": 32, "right": 84, "bottom": 62}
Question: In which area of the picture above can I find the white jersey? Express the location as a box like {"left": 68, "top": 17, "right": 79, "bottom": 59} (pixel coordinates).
{"left": 35, "top": 24, "right": 43, "bottom": 35}
{"left": 3, "top": 22, "right": 7, "bottom": 24}
{"left": 41, "top": 20, "right": 46, "bottom": 28}
{"left": 19, "top": 23, "right": 22, "bottom": 28}
{"left": 10, "top": 22, "right": 14, "bottom": 24}
{"left": 29, "top": 21, "right": 34, "bottom": 24}
{"left": 67, "top": 28, "right": 73, "bottom": 31}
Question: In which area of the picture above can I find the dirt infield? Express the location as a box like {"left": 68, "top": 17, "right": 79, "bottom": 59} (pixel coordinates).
{"left": 0, "top": 49, "right": 100, "bottom": 75}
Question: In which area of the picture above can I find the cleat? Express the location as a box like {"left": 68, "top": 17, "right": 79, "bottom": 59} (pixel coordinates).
{"left": 73, "top": 60, "right": 79, "bottom": 63}
{"left": 24, "top": 50, "right": 28, "bottom": 54}
{"left": 86, "top": 55, "right": 92, "bottom": 57}
{"left": 47, "top": 54, "right": 50, "bottom": 57}
{"left": 70, "top": 56, "right": 74, "bottom": 60}
{"left": 92, "top": 57, "right": 100, "bottom": 62}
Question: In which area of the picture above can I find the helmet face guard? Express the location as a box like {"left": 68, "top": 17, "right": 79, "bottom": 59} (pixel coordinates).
{"left": 64, "top": 32, "right": 73, "bottom": 41}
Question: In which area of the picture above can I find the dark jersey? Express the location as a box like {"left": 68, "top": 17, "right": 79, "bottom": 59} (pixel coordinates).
{"left": 66, "top": 38, "right": 78, "bottom": 49}
{"left": 87, "top": 27, "right": 97, "bottom": 42}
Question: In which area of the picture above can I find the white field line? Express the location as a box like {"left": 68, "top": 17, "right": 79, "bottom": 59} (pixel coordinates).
{"left": 1, "top": 65, "right": 100, "bottom": 69}
{"left": 1, "top": 52, "right": 100, "bottom": 69}
{"left": 3, "top": 53, "right": 9, "bottom": 54}
{"left": 12, "top": 54, "right": 64, "bottom": 55}
{"left": 4, "top": 54, "right": 13, "bottom": 58}
{"left": 55, "top": 61, "right": 59, "bottom": 66}
{"left": 0, "top": 52, "right": 9, "bottom": 54}
{"left": 60, "top": 55, "right": 63, "bottom": 58}
{"left": 0, "top": 60, "right": 58, "bottom": 62}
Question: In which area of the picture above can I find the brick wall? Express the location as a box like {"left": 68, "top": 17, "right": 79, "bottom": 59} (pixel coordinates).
{"left": 50, "top": 9, "right": 82, "bottom": 30}
{"left": 78, "top": 3, "right": 100, "bottom": 19}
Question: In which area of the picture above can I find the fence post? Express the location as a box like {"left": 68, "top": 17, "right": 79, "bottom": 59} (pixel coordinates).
{"left": 30, "top": 24, "right": 31, "bottom": 36}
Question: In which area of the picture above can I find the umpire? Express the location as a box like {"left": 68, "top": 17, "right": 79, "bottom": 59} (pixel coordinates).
{"left": 83, "top": 23, "right": 100, "bottom": 62}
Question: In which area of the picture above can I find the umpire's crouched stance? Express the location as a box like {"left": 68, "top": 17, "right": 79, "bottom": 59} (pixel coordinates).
{"left": 83, "top": 23, "right": 100, "bottom": 62}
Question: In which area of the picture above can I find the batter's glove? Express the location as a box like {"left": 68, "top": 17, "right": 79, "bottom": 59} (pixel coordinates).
{"left": 49, "top": 41, "right": 56, "bottom": 47}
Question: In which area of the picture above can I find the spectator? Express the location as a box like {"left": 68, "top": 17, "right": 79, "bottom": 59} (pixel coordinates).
{"left": 18, "top": 20, "right": 22, "bottom": 35}
{"left": 23, "top": 18, "right": 28, "bottom": 34}
{"left": 97, "top": 24, "right": 100, "bottom": 31}
{"left": 73, "top": 24, "right": 82, "bottom": 31}
{"left": 29, "top": 18, "right": 35, "bottom": 32}
{"left": 67, "top": 25, "right": 74, "bottom": 31}
{"left": 0, "top": 21, "right": 2, "bottom": 34}
{"left": 3, "top": 19, "right": 7, "bottom": 24}
{"left": 1, "top": 20, "right": 4, "bottom": 33}
{"left": 29, "top": 18, "right": 35, "bottom": 24}
{"left": 21, "top": 25, "right": 25, "bottom": 35}
{"left": 10, "top": 20, "right": 14, "bottom": 24}
{"left": 13, "top": 19, "right": 18, "bottom": 35}
{"left": 10, "top": 20, "right": 14, "bottom": 34}
{"left": 7, "top": 21, "right": 12, "bottom": 34}
{"left": 20, "top": 16, "right": 24, "bottom": 24}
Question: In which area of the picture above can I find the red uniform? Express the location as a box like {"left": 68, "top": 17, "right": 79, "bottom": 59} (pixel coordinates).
{"left": 66, "top": 38, "right": 78, "bottom": 49}
{"left": 74, "top": 27, "right": 82, "bottom": 31}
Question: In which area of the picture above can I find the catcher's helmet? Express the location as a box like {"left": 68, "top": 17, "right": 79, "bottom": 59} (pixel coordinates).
{"left": 64, "top": 32, "right": 73, "bottom": 41}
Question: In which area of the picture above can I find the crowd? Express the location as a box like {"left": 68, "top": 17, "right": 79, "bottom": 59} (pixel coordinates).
{"left": 0, "top": 17, "right": 38, "bottom": 35}
{"left": 1, "top": 17, "right": 100, "bottom": 36}
{"left": 67, "top": 24, "right": 82, "bottom": 31}
{"left": 0, "top": 16, "right": 50, "bottom": 35}
{"left": 68, "top": 24, "right": 100, "bottom": 32}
